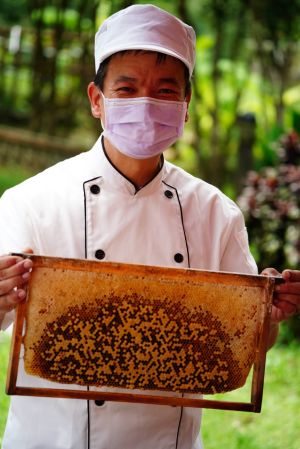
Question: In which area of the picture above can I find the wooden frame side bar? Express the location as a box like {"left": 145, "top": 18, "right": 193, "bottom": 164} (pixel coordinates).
{"left": 250, "top": 280, "right": 274, "bottom": 412}
{"left": 6, "top": 300, "right": 26, "bottom": 395}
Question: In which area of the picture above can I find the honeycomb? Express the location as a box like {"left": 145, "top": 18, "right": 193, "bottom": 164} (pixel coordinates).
{"left": 22, "top": 257, "right": 271, "bottom": 395}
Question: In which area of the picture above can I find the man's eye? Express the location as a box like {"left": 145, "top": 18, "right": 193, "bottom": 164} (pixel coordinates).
{"left": 159, "top": 89, "right": 175, "bottom": 94}
{"left": 117, "top": 86, "right": 134, "bottom": 92}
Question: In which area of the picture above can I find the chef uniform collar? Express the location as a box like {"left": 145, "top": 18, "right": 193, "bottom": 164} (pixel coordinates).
{"left": 90, "top": 135, "right": 165, "bottom": 196}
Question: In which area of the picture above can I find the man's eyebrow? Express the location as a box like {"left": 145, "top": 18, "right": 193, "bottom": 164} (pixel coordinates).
{"left": 113, "top": 75, "right": 137, "bottom": 84}
{"left": 113, "top": 76, "right": 181, "bottom": 86}
{"left": 158, "top": 77, "right": 180, "bottom": 86}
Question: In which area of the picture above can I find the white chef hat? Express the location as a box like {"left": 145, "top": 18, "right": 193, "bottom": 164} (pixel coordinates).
{"left": 94, "top": 4, "right": 196, "bottom": 78}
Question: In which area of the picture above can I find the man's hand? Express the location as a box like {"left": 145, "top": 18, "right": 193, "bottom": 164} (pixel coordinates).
{"left": 0, "top": 252, "right": 33, "bottom": 327}
{"left": 261, "top": 268, "right": 300, "bottom": 322}
{"left": 261, "top": 267, "right": 300, "bottom": 349}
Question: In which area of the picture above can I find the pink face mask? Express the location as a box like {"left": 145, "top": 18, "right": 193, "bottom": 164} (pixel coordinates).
{"left": 101, "top": 95, "right": 187, "bottom": 159}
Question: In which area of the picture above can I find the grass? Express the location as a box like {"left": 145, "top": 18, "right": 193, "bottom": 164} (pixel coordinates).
{"left": 0, "top": 333, "right": 300, "bottom": 448}
{"left": 202, "top": 343, "right": 300, "bottom": 449}
{"left": 0, "top": 332, "right": 11, "bottom": 445}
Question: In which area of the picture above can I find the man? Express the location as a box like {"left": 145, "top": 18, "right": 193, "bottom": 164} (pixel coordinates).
{"left": 0, "top": 4, "right": 299, "bottom": 449}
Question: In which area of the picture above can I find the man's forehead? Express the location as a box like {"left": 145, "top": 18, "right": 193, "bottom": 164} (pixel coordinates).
{"left": 109, "top": 50, "right": 183, "bottom": 65}
{"left": 107, "top": 50, "right": 187, "bottom": 77}
{"left": 106, "top": 51, "right": 185, "bottom": 87}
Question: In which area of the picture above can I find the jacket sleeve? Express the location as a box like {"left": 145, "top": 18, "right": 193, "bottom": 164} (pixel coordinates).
{"left": 220, "top": 208, "right": 258, "bottom": 275}
{"left": 0, "top": 188, "right": 36, "bottom": 330}
{"left": 0, "top": 188, "right": 37, "bottom": 254}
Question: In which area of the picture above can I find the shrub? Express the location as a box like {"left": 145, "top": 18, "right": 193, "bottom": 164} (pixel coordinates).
{"left": 238, "top": 131, "right": 300, "bottom": 342}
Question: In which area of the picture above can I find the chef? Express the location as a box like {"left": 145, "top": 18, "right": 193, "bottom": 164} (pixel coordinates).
{"left": 0, "top": 4, "right": 299, "bottom": 449}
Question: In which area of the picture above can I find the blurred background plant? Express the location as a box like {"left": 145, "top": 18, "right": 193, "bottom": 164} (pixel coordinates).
{"left": 238, "top": 131, "right": 300, "bottom": 272}
{"left": 238, "top": 131, "right": 300, "bottom": 342}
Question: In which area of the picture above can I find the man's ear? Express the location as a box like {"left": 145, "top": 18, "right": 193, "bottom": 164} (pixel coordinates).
{"left": 87, "top": 82, "right": 102, "bottom": 119}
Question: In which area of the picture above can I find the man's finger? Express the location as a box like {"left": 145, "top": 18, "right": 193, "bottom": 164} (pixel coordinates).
{"left": 0, "top": 273, "right": 29, "bottom": 296}
{"left": 275, "top": 282, "right": 300, "bottom": 295}
{"left": 282, "top": 269, "right": 300, "bottom": 282}
{"left": 0, "top": 289, "right": 27, "bottom": 312}
{"left": 0, "top": 258, "right": 33, "bottom": 282}
{"left": 261, "top": 267, "right": 280, "bottom": 277}
{"left": 0, "top": 255, "right": 22, "bottom": 270}
{"left": 273, "top": 298, "right": 298, "bottom": 315}
{"left": 23, "top": 248, "right": 34, "bottom": 254}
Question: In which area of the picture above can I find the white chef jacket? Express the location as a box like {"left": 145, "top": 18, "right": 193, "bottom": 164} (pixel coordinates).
{"left": 0, "top": 135, "right": 257, "bottom": 449}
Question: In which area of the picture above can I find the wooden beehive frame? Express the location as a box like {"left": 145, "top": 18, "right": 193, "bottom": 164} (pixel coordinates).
{"left": 6, "top": 254, "right": 278, "bottom": 412}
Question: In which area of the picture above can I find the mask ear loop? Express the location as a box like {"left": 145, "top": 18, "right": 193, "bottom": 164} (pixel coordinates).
{"left": 99, "top": 91, "right": 106, "bottom": 129}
